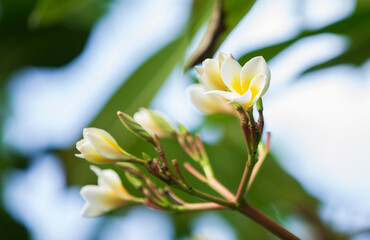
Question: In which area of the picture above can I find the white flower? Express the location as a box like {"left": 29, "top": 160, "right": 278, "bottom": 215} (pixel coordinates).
{"left": 187, "top": 84, "right": 235, "bottom": 115}
{"left": 188, "top": 52, "right": 236, "bottom": 115}
{"left": 80, "top": 166, "right": 135, "bottom": 217}
{"left": 76, "top": 128, "right": 131, "bottom": 164}
{"left": 133, "top": 108, "right": 175, "bottom": 138}
{"left": 195, "top": 52, "right": 229, "bottom": 91}
{"left": 206, "top": 56, "right": 270, "bottom": 107}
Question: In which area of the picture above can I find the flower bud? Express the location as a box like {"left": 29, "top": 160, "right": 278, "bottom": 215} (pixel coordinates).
{"left": 177, "top": 122, "right": 189, "bottom": 136}
{"left": 117, "top": 111, "right": 156, "bottom": 145}
{"left": 76, "top": 128, "right": 133, "bottom": 164}
{"left": 133, "top": 108, "right": 176, "bottom": 138}
{"left": 80, "top": 166, "right": 137, "bottom": 217}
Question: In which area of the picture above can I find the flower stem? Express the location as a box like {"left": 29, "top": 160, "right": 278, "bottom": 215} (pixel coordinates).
{"left": 177, "top": 202, "right": 225, "bottom": 212}
{"left": 238, "top": 203, "right": 300, "bottom": 240}
{"left": 235, "top": 154, "right": 256, "bottom": 203}
{"left": 172, "top": 181, "right": 234, "bottom": 207}
{"left": 207, "top": 176, "right": 235, "bottom": 201}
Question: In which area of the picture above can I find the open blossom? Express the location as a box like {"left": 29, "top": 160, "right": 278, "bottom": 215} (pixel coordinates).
{"left": 81, "top": 166, "right": 138, "bottom": 217}
{"left": 76, "top": 128, "right": 131, "bottom": 164}
{"left": 206, "top": 55, "right": 270, "bottom": 107}
{"left": 187, "top": 84, "right": 235, "bottom": 115}
{"left": 188, "top": 52, "right": 236, "bottom": 115}
{"left": 133, "top": 108, "right": 176, "bottom": 138}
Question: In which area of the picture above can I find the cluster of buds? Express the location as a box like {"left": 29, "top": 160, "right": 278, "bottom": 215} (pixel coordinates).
{"left": 76, "top": 53, "right": 299, "bottom": 240}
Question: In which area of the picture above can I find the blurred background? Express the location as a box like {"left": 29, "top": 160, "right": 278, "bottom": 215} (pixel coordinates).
{"left": 1, "top": 0, "right": 370, "bottom": 239}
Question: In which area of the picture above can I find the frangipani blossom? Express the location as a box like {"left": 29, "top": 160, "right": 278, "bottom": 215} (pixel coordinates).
{"left": 133, "top": 108, "right": 176, "bottom": 138}
{"left": 195, "top": 52, "right": 229, "bottom": 91}
{"left": 81, "top": 166, "right": 139, "bottom": 217}
{"left": 76, "top": 128, "right": 131, "bottom": 164}
{"left": 206, "top": 56, "right": 270, "bottom": 107}
{"left": 187, "top": 84, "right": 235, "bottom": 115}
{"left": 188, "top": 52, "right": 236, "bottom": 115}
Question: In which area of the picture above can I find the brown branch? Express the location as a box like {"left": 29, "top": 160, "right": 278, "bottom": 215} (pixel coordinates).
{"left": 239, "top": 203, "right": 300, "bottom": 240}
{"left": 184, "top": 0, "right": 226, "bottom": 70}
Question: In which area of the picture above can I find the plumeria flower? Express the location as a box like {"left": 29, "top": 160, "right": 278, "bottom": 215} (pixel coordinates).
{"left": 206, "top": 55, "right": 270, "bottom": 107}
{"left": 188, "top": 52, "right": 236, "bottom": 115}
{"left": 195, "top": 52, "right": 229, "bottom": 91}
{"left": 133, "top": 108, "right": 176, "bottom": 138}
{"left": 187, "top": 84, "right": 236, "bottom": 115}
{"left": 76, "top": 128, "right": 132, "bottom": 164}
{"left": 80, "top": 166, "right": 142, "bottom": 217}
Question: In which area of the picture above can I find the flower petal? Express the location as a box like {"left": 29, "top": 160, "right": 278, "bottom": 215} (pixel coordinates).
{"left": 240, "top": 56, "right": 270, "bottom": 94}
{"left": 77, "top": 140, "right": 109, "bottom": 163}
{"left": 83, "top": 128, "right": 119, "bottom": 145}
{"left": 76, "top": 139, "right": 87, "bottom": 150}
{"left": 85, "top": 130, "right": 124, "bottom": 160}
{"left": 220, "top": 57, "right": 243, "bottom": 94}
{"left": 187, "top": 84, "right": 235, "bottom": 115}
{"left": 245, "top": 73, "right": 266, "bottom": 107}
{"left": 80, "top": 185, "right": 125, "bottom": 213}
{"left": 197, "top": 58, "right": 226, "bottom": 91}
{"left": 90, "top": 166, "right": 129, "bottom": 198}
{"left": 81, "top": 202, "right": 104, "bottom": 217}
{"left": 214, "top": 52, "right": 228, "bottom": 68}
{"left": 195, "top": 65, "right": 203, "bottom": 75}
{"left": 205, "top": 90, "right": 241, "bottom": 101}
{"left": 233, "top": 90, "right": 252, "bottom": 105}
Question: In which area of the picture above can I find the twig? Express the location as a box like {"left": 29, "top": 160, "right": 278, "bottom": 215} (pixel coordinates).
{"left": 153, "top": 134, "right": 170, "bottom": 168}
{"left": 236, "top": 107, "right": 252, "bottom": 154}
{"left": 207, "top": 177, "right": 235, "bottom": 201}
{"left": 186, "top": 134, "right": 199, "bottom": 158}
{"left": 177, "top": 135, "right": 195, "bottom": 158}
{"left": 239, "top": 203, "right": 300, "bottom": 240}
{"left": 180, "top": 202, "right": 225, "bottom": 211}
{"left": 235, "top": 159, "right": 254, "bottom": 203}
{"left": 265, "top": 132, "right": 271, "bottom": 153}
{"left": 172, "top": 159, "right": 190, "bottom": 188}
{"left": 146, "top": 161, "right": 169, "bottom": 184}
{"left": 165, "top": 170, "right": 184, "bottom": 187}
{"left": 183, "top": 162, "right": 207, "bottom": 182}
{"left": 247, "top": 132, "right": 271, "bottom": 191}
{"left": 245, "top": 109, "right": 257, "bottom": 152}
{"left": 164, "top": 188, "right": 185, "bottom": 205}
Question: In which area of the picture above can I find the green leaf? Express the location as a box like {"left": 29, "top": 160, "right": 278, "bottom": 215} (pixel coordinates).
{"left": 239, "top": 4, "right": 370, "bottom": 76}
{"left": 29, "top": 0, "right": 110, "bottom": 29}
{"left": 0, "top": 0, "right": 98, "bottom": 83}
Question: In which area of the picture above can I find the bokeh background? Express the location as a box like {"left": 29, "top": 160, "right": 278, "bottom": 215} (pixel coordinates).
{"left": 1, "top": 0, "right": 370, "bottom": 239}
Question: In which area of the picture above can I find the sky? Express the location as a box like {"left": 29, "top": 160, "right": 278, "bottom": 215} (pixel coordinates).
{"left": 3, "top": 0, "right": 370, "bottom": 239}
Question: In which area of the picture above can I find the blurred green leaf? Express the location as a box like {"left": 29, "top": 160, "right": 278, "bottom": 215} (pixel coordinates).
{"left": 0, "top": 205, "right": 29, "bottom": 240}
{"left": 239, "top": 3, "right": 370, "bottom": 75}
{"left": 0, "top": 0, "right": 109, "bottom": 82}
{"left": 29, "top": 0, "right": 111, "bottom": 30}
